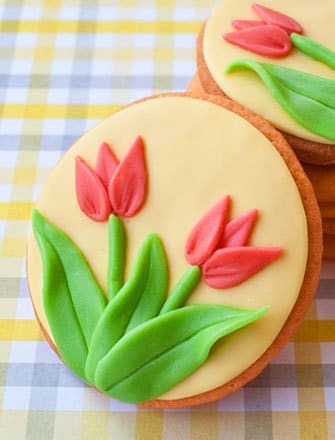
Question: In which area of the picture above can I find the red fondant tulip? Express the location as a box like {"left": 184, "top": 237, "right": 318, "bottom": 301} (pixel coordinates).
{"left": 96, "top": 142, "right": 119, "bottom": 187}
{"left": 232, "top": 19, "right": 266, "bottom": 31}
{"left": 218, "top": 209, "right": 258, "bottom": 248}
{"left": 223, "top": 25, "right": 292, "bottom": 58}
{"left": 108, "top": 136, "right": 148, "bottom": 217}
{"left": 75, "top": 157, "right": 111, "bottom": 222}
{"left": 252, "top": 3, "right": 303, "bottom": 35}
{"left": 185, "top": 196, "right": 230, "bottom": 266}
{"left": 76, "top": 136, "right": 148, "bottom": 221}
{"left": 203, "top": 246, "right": 283, "bottom": 289}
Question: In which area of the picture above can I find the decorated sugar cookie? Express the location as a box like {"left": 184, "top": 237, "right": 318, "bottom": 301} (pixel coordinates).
{"left": 197, "top": 0, "right": 335, "bottom": 165}
{"left": 27, "top": 92, "right": 322, "bottom": 408}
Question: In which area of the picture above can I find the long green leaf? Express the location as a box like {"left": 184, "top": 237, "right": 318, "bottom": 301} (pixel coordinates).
{"left": 126, "top": 234, "right": 168, "bottom": 332}
{"left": 32, "top": 209, "right": 107, "bottom": 382}
{"left": 225, "top": 59, "right": 335, "bottom": 141}
{"left": 85, "top": 233, "right": 169, "bottom": 384}
{"left": 95, "top": 305, "right": 268, "bottom": 403}
{"left": 291, "top": 33, "right": 335, "bottom": 70}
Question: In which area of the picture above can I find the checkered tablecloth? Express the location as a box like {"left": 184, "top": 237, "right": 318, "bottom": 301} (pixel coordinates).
{"left": 0, "top": 1, "right": 334, "bottom": 439}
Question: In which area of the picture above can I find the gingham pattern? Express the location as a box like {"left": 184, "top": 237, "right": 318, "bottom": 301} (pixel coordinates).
{"left": 0, "top": 1, "right": 334, "bottom": 439}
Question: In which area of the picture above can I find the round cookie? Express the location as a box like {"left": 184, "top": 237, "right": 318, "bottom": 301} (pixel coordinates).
{"left": 197, "top": 0, "right": 335, "bottom": 165}
{"left": 27, "top": 91, "right": 322, "bottom": 408}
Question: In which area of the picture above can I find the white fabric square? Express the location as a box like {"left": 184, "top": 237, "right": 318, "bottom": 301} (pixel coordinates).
{"left": 133, "top": 34, "right": 155, "bottom": 48}
{"left": 271, "top": 387, "right": 298, "bottom": 411}
{"left": 42, "top": 119, "right": 66, "bottom": 135}
{"left": 15, "top": 298, "right": 35, "bottom": 319}
{"left": 173, "top": 34, "right": 195, "bottom": 48}
{"left": 56, "top": 387, "right": 84, "bottom": 411}
{"left": 38, "top": 150, "right": 62, "bottom": 168}
{"left": 324, "top": 387, "right": 335, "bottom": 411}
{"left": 10, "top": 341, "right": 37, "bottom": 363}
{"left": 317, "top": 299, "right": 335, "bottom": 319}
{"left": 10, "top": 60, "right": 33, "bottom": 75}
{"left": 0, "top": 118, "right": 23, "bottom": 135}
{"left": 32, "top": 184, "right": 43, "bottom": 202}
{"left": 3, "top": 386, "right": 31, "bottom": 410}
{"left": 20, "top": 6, "right": 42, "bottom": 20}
{"left": 55, "top": 33, "right": 77, "bottom": 48}
{"left": 132, "top": 60, "right": 154, "bottom": 75}
{"left": 59, "top": 6, "right": 80, "bottom": 21}
{"left": 15, "top": 33, "right": 37, "bottom": 48}
{"left": 96, "top": 7, "right": 118, "bottom": 21}
{"left": 0, "top": 184, "right": 12, "bottom": 201}
{"left": 136, "top": 8, "right": 156, "bottom": 21}
{"left": 320, "top": 343, "right": 335, "bottom": 363}
{"left": 46, "top": 88, "right": 69, "bottom": 105}
{"left": 218, "top": 388, "right": 245, "bottom": 411}
{"left": 5, "top": 87, "right": 29, "bottom": 104}
{"left": 51, "top": 60, "right": 73, "bottom": 76}
{"left": 172, "top": 60, "right": 195, "bottom": 76}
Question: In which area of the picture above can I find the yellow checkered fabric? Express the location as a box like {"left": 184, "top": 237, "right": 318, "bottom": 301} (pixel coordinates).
{"left": 0, "top": 1, "right": 334, "bottom": 439}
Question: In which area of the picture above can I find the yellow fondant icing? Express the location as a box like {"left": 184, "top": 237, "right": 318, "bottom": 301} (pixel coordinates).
{"left": 204, "top": 0, "right": 335, "bottom": 144}
{"left": 27, "top": 96, "right": 308, "bottom": 399}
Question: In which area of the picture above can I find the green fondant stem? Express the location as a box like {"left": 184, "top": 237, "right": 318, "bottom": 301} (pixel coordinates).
{"left": 291, "top": 33, "right": 335, "bottom": 70}
{"left": 159, "top": 266, "right": 201, "bottom": 315}
{"left": 225, "top": 59, "right": 335, "bottom": 142}
{"left": 107, "top": 215, "right": 126, "bottom": 299}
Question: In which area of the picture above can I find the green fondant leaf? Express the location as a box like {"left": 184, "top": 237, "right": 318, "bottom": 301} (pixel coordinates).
{"left": 85, "top": 233, "right": 169, "bottom": 384}
{"left": 126, "top": 235, "right": 168, "bottom": 332}
{"left": 95, "top": 305, "right": 268, "bottom": 403}
{"left": 159, "top": 266, "right": 201, "bottom": 315}
{"left": 107, "top": 215, "right": 126, "bottom": 299}
{"left": 32, "top": 209, "right": 107, "bottom": 382}
{"left": 225, "top": 59, "right": 335, "bottom": 141}
{"left": 291, "top": 33, "right": 335, "bottom": 71}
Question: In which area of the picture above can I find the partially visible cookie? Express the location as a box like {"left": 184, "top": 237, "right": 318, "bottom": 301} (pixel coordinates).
{"left": 303, "top": 164, "right": 335, "bottom": 203}
{"left": 282, "top": 134, "right": 335, "bottom": 167}
{"left": 319, "top": 203, "right": 335, "bottom": 219}
{"left": 324, "top": 235, "right": 335, "bottom": 260}
{"left": 197, "top": 0, "right": 335, "bottom": 165}
{"left": 323, "top": 219, "right": 335, "bottom": 235}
